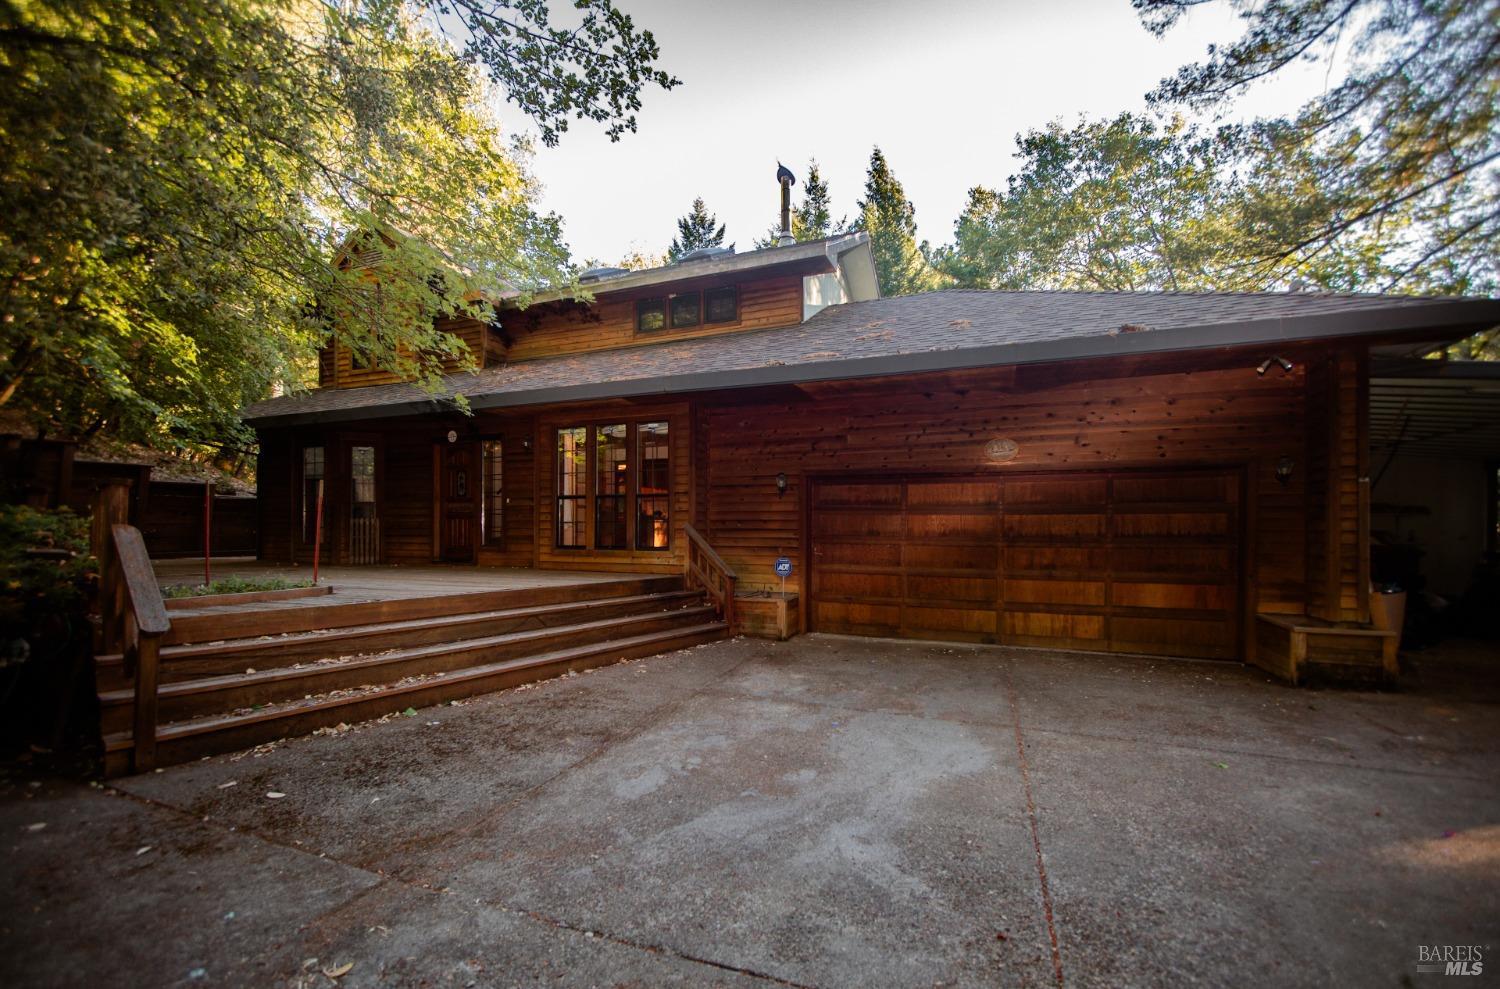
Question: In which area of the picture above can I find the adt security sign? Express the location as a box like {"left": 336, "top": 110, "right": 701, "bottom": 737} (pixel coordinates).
{"left": 774, "top": 556, "right": 793, "bottom": 598}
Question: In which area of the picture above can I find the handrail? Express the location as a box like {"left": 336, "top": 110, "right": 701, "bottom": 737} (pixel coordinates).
{"left": 683, "top": 524, "right": 737, "bottom": 632}
{"left": 109, "top": 524, "right": 170, "bottom": 772}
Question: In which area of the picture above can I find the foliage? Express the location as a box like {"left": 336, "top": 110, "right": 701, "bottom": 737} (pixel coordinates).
{"left": 0, "top": 504, "right": 93, "bottom": 644}
{"left": 0, "top": 0, "right": 675, "bottom": 452}
{"left": 1136, "top": 0, "right": 1499, "bottom": 295}
{"left": 753, "top": 159, "right": 849, "bottom": 248}
{"left": 161, "top": 574, "right": 315, "bottom": 598}
{"left": 615, "top": 245, "right": 668, "bottom": 271}
{"left": 667, "top": 196, "right": 727, "bottom": 262}
{"left": 853, "top": 147, "right": 945, "bottom": 297}
{"left": 940, "top": 115, "right": 1237, "bottom": 290}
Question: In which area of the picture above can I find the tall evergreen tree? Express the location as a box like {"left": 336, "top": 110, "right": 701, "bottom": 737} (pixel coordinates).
{"left": 854, "top": 148, "right": 942, "bottom": 296}
{"left": 667, "top": 197, "right": 727, "bottom": 261}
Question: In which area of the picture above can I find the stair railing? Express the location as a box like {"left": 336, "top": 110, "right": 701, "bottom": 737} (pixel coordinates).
{"left": 93, "top": 482, "right": 170, "bottom": 772}
{"left": 683, "top": 524, "right": 736, "bottom": 632}
{"left": 109, "top": 525, "right": 170, "bottom": 772}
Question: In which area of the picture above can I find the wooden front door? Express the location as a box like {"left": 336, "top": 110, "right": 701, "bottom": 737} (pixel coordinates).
{"left": 436, "top": 442, "right": 477, "bottom": 562}
{"left": 809, "top": 468, "right": 1242, "bottom": 660}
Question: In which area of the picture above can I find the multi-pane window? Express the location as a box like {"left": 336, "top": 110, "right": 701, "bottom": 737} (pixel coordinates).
{"left": 594, "top": 425, "right": 628, "bottom": 549}
{"left": 705, "top": 286, "right": 738, "bottom": 324}
{"left": 637, "top": 421, "right": 670, "bottom": 550}
{"left": 301, "top": 446, "right": 325, "bottom": 544}
{"left": 350, "top": 446, "right": 375, "bottom": 519}
{"left": 553, "top": 421, "right": 670, "bottom": 550}
{"left": 670, "top": 294, "right": 701, "bottom": 329}
{"left": 482, "top": 440, "right": 504, "bottom": 546}
{"left": 636, "top": 287, "right": 738, "bottom": 334}
{"left": 635, "top": 298, "right": 666, "bottom": 332}
{"left": 556, "top": 427, "right": 587, "bottom": 548}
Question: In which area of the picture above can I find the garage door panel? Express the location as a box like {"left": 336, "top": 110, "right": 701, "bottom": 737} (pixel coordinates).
{"left": 906, "top": 512, "right": 998, "bottom": 541}
{"left": 813, "top": 601, "right": 900, "bottom": 635}
{"left": 904, "top": 543, "right": 998, "bottom": 571}
{"left": 1110, "top": 544, "right": 1233, "bottom": 575}
{"left": 814, "top": 569, "right": 903, "bottom": 599}
{"left": 1003, "top": 545, "right": 1110, "bottom": 574}
{"left": 1003, "top": 513, "right": 1107, "bottom": 540}
{"left": 1111, "top": 580, "right": 1234, "bottom": 611}
{"left": 816, "top": 542, "right": 902, "bottom": 567}
{"left": 1113, "top": 511, "right": 1230, "bottom": 538}
{"left": 815, "top": 483, "right": 901, "bottom": 508}
{"left": 811, "top": 470, "right": 1240, "bottom": 659}
{"left": 907, "top": 574, "right": 997, "bottom": 603}
{"left": 1003, "top": 611, "right": 1107, "bottom": 643}
{"left": 1005, "top": 477, "right": 1108, "bottom": 504}
{"left": 903, "top": 605, "right": 996, "bottom": 639}
{"left": 906, "top": 481, "right": 1001, "bottom": 507}
{"left": 812, "top": 512, "right": 903, "bottom": 539}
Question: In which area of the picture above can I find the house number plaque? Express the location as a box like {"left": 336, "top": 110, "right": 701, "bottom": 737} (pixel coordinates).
{"left": 984, "top": 438, "right": 1019, "bottom": 462}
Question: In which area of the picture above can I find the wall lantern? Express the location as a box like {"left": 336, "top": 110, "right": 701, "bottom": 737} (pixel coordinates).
{"left": 775, "top": 472, "right": 788, "bottom": 497}
{"left": 446, "top": 429, "right": 458, "bottom": 443}
{"left": 1275, "top": 456, "right": 1295, "bottom": 485}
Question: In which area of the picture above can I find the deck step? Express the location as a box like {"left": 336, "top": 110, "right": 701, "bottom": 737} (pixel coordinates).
{"left": 103, "top": 620, "right": 729, "bottom": 775}
{"left": 95, "top": 589, "right": 703, "bottom": 687}
{"left": 162, "top": 575, "right": 686, "bottom": 646}
{"left": 98, "top": 604, "right": 717, "bottom": 733}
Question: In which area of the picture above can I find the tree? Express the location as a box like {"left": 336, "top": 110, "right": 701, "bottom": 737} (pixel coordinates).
{"left": 938, "top": 111, "right": 1446, "bottom": 293}
{"left": 854, "top": 147, "right": 943, "bottom": 296}
{"left": 667, "top": 197, "right": 726, "bottom": 262}
{"left": 1136, "top": 0, "right": 1499, "bottom": 295}
{"left": 792, "top": 161, "right": 846, "bottom": 242}
{"left": 0, "top": 0, "right": 676, "bottom": 452}
{"left": 940, "top": 115, "right": 1238, "bottom": 291}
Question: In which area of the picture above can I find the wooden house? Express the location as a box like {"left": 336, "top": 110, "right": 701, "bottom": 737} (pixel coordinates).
{"left": 243, "top": 232, "right": 1500, "bottom": 681}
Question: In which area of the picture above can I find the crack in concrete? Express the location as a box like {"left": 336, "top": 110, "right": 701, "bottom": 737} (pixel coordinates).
{"left": 1003, "top": 663, "right": 1066, "bottom": 989}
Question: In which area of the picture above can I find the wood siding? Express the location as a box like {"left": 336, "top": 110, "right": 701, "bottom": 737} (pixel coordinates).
{"left": 499, "top": 275, "right": 803, "bottom": 361}
{"left": 702, "top": 354, "right": 1320, "bottom": 652}
{"left": 318, "top": 316, "right": 486, "bottom": 389}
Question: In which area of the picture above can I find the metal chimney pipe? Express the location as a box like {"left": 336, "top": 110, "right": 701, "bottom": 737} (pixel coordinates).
{"left": 776, "top": 163, "right": 796, "bottom": 246}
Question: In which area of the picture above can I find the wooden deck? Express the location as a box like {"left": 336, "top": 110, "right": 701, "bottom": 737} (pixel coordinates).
{"left": 153, "top": 559, "right": 641, "bottom": 618}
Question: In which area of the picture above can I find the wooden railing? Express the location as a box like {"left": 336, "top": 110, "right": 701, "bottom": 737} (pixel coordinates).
{"left": 683, "top": 524, "right": 736, "bottom": 631}
{"left": 93, "top": 482, "right": 170, "bottom": 772}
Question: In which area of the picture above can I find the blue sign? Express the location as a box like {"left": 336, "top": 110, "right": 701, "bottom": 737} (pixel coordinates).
{"left": 774, "top": 557, "right": 793, "bottom": 577}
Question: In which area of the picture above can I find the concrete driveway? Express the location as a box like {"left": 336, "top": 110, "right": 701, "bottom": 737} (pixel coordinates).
{"left": 3, "top": 635, "right": 1497, "bottom": 988}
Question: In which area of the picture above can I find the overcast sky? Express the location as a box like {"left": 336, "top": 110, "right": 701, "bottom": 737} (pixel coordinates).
{"left": 493, "top": 0, "right": 1336, "bottom": 265}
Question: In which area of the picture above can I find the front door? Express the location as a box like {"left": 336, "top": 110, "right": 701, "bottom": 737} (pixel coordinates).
{"left": 437, "top": 441, "right": 477, "bottom": 562}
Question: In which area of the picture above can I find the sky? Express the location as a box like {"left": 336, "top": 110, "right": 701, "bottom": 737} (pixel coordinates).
{"left": 491, "top": 0, "right": 1339, "bottom": 265}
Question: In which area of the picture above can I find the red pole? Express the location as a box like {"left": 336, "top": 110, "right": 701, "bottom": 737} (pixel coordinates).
{"left": 312, "top": 477, "right": 325, "bottom": 584}
{"left": 203, "top": 481, "right": 212, "bottom": 587}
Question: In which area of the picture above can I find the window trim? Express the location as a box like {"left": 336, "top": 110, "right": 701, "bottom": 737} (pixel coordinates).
{"left": 300, "top": 445, "right": 326, "bottom": 546}
{"left": 555, "top": 427, "right": 587, "bottom": 549}
{"left": 552, "top": 419, "right": 671, "bottom": 552}
{"left": 481, "top": 438, "right": 504, "bottom": 547}
{"left": 704, "top": 285, "right": 738, "bottom": 324}
{"left": 635, "top": 297, "right": 667, "bottom": 333}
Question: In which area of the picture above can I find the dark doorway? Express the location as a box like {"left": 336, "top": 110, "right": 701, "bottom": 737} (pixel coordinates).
{"left": 437, "top": 441, "right": 477, "bottom": 562}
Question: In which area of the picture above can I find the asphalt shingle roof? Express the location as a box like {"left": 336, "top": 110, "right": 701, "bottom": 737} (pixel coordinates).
{"left": 243, "top": 290, "right": 1500, "bottom": 426}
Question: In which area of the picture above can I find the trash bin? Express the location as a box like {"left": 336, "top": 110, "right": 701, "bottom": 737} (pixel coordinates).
{"left": 1370, "top": 582, "right": 1407, "bottom": 635}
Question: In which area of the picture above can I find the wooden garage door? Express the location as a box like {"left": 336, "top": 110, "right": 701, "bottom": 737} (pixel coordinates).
{"left": 809, "top": 470, "right": 1241, "bottom": 660}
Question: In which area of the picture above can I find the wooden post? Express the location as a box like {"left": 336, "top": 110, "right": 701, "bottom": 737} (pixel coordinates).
{"left": 132, "top": 629, "right": 160, "bottom": 772}
{"left": 92, "top": 481, "right": 131, "bottom": 652}
{"left": 312, "top": 477, "right": 325, "bottom": 583}
{"left": 203, "top": 480, "right": 213, "bottom": 587}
